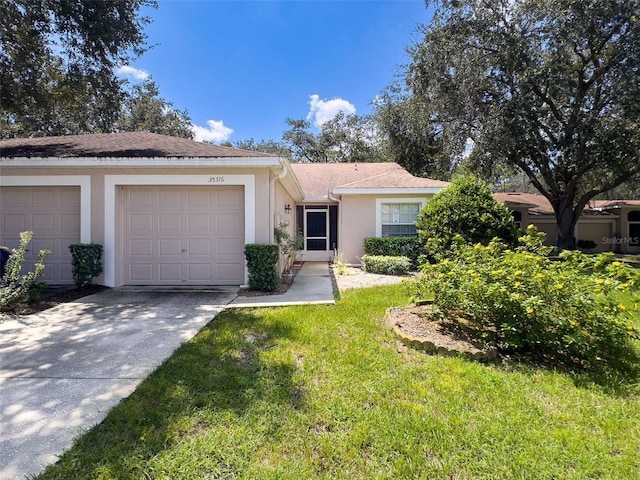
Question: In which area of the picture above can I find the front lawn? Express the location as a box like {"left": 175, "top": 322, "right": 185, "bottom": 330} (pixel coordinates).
{"left": 39, "top": 284, "right": 640, "bottom": 479}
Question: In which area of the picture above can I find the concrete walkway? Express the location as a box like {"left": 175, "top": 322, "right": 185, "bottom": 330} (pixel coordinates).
{"left": 0, "top": 287, "right": 236, "bottom": 480}
{"left": 227, "top": 261, "right": 335, "bottom": 308}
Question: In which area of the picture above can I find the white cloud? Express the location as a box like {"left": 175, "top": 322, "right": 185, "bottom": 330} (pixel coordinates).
{"left": 306, "top": 94, "right": 356, "bottom": 127}
{"left": 191, "top": 119, "right": 234, "bottom": 143}
{"left": 115, "top": 65, "right": 150, "bottom": 81}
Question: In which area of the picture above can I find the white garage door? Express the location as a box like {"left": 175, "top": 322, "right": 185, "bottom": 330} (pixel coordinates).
{"left": 0, "top": 186, "right": 81, "bottom": 284}
{"left": 120, "top": 185, "right": 244, "bottom": 285}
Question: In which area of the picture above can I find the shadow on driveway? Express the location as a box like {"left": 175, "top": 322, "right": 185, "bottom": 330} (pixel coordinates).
{"left": 0, "top": 287, "right": 237, "bottom": 480}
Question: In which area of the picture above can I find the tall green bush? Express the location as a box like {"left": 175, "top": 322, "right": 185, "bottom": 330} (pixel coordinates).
{"left": 0, "top": 231, "right": 50, "bottom": 309}
{"left": 416, "top": 176, "right": 519, "bottom": 259}
{"left": 244, "top": 244, "right": 279, "bottom": 292}
{"left": 69, "top": 243, "right": 104, "bottom": 287}
{"left": 411, "top": 230, "right": 640, "bottom": 372}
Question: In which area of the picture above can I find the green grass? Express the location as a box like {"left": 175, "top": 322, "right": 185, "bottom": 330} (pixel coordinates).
{"left": 38, "top": 284, "right": 640, "bottom": 479}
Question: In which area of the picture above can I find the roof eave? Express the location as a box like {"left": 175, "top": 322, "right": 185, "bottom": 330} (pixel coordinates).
{"left": 0, "top": 156, "right": 282, "bottom": 167}
{"left": 331, "top": 187, "right": 445, "bottom": 195}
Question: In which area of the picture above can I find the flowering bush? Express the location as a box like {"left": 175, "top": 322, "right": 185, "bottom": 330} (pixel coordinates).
{"left": 411, "top": 228, "right": 640, "bottom": 371}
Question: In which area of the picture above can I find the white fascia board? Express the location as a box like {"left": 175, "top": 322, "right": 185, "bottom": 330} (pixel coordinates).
{"left": 273, "top": 159, "right": 305, "bottom": 202}
{"left": 0, "top": 156, "right": 282, "bottom": 168}
{"left": 301, "top": 195, "right": 331, "bottom": 203}
{"left": 332, "top": 187, "right": 444, "bottom": 195}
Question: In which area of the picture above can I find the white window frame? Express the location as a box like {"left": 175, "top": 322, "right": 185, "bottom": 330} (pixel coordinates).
{"left": 375, "top": 198, "right": 427, "bottom": 238}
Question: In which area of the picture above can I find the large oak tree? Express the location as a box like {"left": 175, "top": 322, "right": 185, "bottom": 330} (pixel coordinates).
{"left": 1, "top": 0, "right": 155, "bottom": 137}
{"left": 406, "top": 0, "right": 640, "bottom": 249}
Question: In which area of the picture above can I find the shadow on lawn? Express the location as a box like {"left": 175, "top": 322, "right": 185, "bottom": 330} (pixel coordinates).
{"left": 38, "top": 309, "right": 302, "bottom": 478}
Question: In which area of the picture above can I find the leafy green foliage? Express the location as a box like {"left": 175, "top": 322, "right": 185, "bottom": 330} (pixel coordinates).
{"left": 363, "top": 236, "right": 425, "bottom": 268}
{"left": 416, "top": 176, "right": 519, "bottom": 258}
{"left": 411, "top": 231, "right": 640, "bottom": 372}
{"left": 0, "top": 231, "right": 50, "bottom": 310}
{"left": 374, "top": 86, "right": 449, "bottom": 179}
{"left": 361, "top": 255, "right": 411, "bottom": 275}
{"left": 1, "top": 0, "right": 156, "bottom": 138}
{"left": 69, "top": 243, "right": 104, "bottom": 288}
{"left": 119, "top": 79, "right": 193, "bottom": 139}
{"left": 282, "top": 112, "right": 383, "bottom": 163}
{"left": 403, "top": 0, "right": 640, "bottom": 249}
{"left": 244, "top": 244, "right": 279, "bottom": 292}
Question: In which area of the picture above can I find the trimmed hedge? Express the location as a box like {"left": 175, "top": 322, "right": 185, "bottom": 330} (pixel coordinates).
{"left": 244, "top": 244, "right": 279, "bottom": 292}
{"left": 363, "top": 237, "right": 424, "bottom": 268}
{"left": 69, "top": 243, "right": 103, "bottom": 287}
{"left": 361, "top": 254, "right": 411, "bottom": 275}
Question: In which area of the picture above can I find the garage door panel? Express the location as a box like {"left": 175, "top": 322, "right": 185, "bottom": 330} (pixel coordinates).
{"left": 158, "top": 263, "right": 182, "bottom": 281}
{"left": 159, "top": 214, "right": 182, "bottom": 231}
{"left": 3, "top": 214, "right": 26, "bottom": 231}
{"left": 130, "top": 239, "right": 153, "bottom": 256}
{"left": 130, "top": 214, "right": 153, "bottom": 231}
{"left": 159, "top": 239, "right": 182, "bottom": 255}
{"left": 218, "top": 188, "right": 243, "bottom": 207}
{"left": 189, "top": 238, "right": 212, "bottom": 255}
{"left": 187, "top": 190, "right": 211, "bottom": 207}
{"left": 217, "top": 213, "right": 242, "bottom": 231}
{"left": 0, "top": 187, "right": 80, "bottom": 285}
{"left": 218, "top": 263, "right": 244, "bottom": 282}
{"left": 32, "top": 214, "right": 54, "bottom": 230}
{"left": 188, "top": 263, "right": 211, "bottom": 281}
{"left": 130, "top": 264, "right": 154, "bottom": 282}
{"left": 218, "top": 238, "right": 243, "bottom": 255}
{"left": 32, "top": 190, "right": 55, "bottom": 206}
{"left": 188, "top": 214, "right": 211, "bottom": 230}
{"left": 121, "top": 185, "right": 244, "bottom": 285}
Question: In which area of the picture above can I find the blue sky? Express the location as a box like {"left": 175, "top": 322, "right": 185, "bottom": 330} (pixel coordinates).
{"left": 116, "top": 0, "right": 433, "bottom": 143}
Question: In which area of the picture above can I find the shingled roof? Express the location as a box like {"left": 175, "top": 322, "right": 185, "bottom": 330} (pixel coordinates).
{"left": 493, "top": 192, "right": 639, "bottom": 216}
{"left": 0, "top": 132, "right": 275, "bottom": 158}
{"left": 290, "top": 162, "right": 449, "bottom": 199}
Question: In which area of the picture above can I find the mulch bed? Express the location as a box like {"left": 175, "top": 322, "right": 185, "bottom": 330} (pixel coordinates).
{"left": 0, "top": 284, "right": 110, "bottom": 318}
{"left": 386, "top": 304, "right": 498, "bottom": 362}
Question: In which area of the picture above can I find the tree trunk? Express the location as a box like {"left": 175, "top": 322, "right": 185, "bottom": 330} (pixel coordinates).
{"left": 555, "top": 204, "right": 578, "bottom": 250}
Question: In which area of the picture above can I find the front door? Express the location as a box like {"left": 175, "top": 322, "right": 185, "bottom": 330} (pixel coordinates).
{"left": 305, "top": 208, "right": 329, "bottom": 260}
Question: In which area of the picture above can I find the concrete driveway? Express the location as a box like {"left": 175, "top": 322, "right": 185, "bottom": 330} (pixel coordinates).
{"left": 0, "top": 287, "right": 237, "bottom": 480}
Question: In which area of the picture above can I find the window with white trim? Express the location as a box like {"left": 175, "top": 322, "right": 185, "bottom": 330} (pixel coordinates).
{"left": 380, "top": 202, "right": 420, "bottom": 237}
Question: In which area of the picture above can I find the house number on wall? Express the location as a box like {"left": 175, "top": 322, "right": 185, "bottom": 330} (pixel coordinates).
{"left": 208, "top": 176, "right": 225, "bottom": 183}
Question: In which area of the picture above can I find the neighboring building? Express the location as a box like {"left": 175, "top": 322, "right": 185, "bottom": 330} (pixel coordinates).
{"left": 494, "top": 192, "right": 640, "bottom": 254}
{"left": 0, "top": 132, "right": 448, "bottom": 286}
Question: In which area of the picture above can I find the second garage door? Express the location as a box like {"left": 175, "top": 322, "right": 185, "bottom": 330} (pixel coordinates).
{"left": 120, "top": 185, "right": 244, "bottom": 285}
{"left": 0, "top": 186, "right": 80, "bottom": 284}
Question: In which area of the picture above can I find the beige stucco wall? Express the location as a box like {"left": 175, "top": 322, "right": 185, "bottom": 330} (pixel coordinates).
{"left": 338, "top": 194, "right": 432, "bottom": 265}
{"left": 274, "top": 180, "right": 298, "bottom": 274}
{"left": 575, "top": 221, "right": 614, "bottom": 252}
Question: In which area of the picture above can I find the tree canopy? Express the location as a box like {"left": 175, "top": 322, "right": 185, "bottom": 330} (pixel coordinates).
{"left": 119, "top": 79, "right": 193, "bottom": 139}
{"left": 1, "top": 0, "right": 156, "bottom": 138}
{"left": 405, "top": 0, "right": 640, "bottom": 249}
{"left": 282, "top": 113, "right": 384, "bottom": 163}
